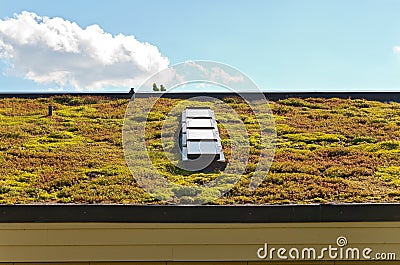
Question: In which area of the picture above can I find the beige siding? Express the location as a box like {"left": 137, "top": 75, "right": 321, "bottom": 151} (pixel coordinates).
{"left": 0, "top": 261, "right": 400, "bottom": 265}
{"left": 0, "top": 223, "right": 398, "bottom": 263}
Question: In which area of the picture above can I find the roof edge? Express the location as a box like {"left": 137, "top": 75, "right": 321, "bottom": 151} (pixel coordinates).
{"left": 0, "top": 204, "right": 399, "bottom": 223}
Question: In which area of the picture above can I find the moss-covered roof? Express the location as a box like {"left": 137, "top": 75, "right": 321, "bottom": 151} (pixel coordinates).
{"left": 1, "top": 95, "right": 400, "bottom": 204}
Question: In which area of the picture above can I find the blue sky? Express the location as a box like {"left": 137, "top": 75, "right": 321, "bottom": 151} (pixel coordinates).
{"left": 1, "top": 0, "right": 400, "bottom": 92}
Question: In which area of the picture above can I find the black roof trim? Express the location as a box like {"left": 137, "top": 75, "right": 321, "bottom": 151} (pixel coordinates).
{"left": 1, "top": 92, "right": 400, "bottom": 102}
{"left": 0, "top": 204, "right": 400, "bottom": 223}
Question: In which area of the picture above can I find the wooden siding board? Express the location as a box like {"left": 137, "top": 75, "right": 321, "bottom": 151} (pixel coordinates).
{"left": 0, "top": 223, "right": 398, "bottom": 262}
{"left": 0, "top": 225, "right": 399, "bottom": 246}
{"left": 0, "top": 246, "right": 173, "bottom": 262}
{"left": 90, "top": 263, "right": 165, "bottom": 265}
{"left": 166, "top": 261, "right": 247, "bottom": 265}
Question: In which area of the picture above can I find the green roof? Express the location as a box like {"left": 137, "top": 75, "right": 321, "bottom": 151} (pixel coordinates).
{"left": 1, "top": 95, "right": 400, "bottom": 204}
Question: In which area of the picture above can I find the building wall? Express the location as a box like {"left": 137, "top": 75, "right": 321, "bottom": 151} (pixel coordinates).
{"left": 4, "top": 261, "right": 399, "bottom": 265}
{"left": 0, "top": 222, "right": 399, "bottom": 263}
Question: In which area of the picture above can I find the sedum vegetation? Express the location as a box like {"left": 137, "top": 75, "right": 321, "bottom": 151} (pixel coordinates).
{"left": 0, "top": 95, "right": 400, "bottom": 204}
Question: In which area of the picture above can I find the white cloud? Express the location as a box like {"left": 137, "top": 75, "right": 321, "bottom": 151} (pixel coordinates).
{"left": 394, "top": 46, "right": 400, "bottom": 54}
{"left": 178, "top": 61, "right": 245, "bottom": 86}
{"left": 0, "top": 11, "right": 169, "bottom": 90}
{"left": 210, "top": 67, "right": 244, "bottom": 84}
